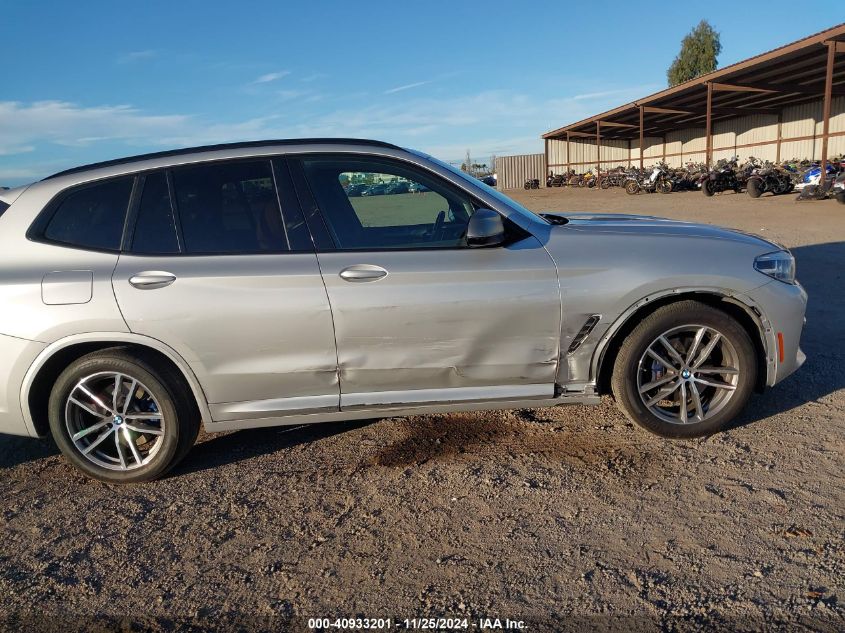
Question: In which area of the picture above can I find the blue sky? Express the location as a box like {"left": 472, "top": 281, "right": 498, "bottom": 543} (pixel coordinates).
{"left": 0, "top": 1, "right": 840, "bottom": 184}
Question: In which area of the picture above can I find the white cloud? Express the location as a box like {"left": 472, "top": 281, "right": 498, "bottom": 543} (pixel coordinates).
{"left": 384, "top": 80, "right": 432, "bottom": 95}
{"left": 253, "top": 71, "right": 290, "bottom": 84}
{"left": 0, "top": 84, "right": 650, "bottom": 180}
{"left": 117, "top": 50, "right": 158, "bottom": 64}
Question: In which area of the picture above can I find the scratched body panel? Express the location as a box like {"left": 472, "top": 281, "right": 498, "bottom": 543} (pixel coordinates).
{"left": 315, "top": 235, "right": 561, "bottom": 406}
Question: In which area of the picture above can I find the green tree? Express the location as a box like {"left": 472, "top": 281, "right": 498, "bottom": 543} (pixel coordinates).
{"left": 667, "top": 20, "right": 722, "bottom": 86}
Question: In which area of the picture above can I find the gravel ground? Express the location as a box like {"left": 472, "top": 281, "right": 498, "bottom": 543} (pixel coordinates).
{"left": 1, "top": 188, "right": 843, "bottom": 632}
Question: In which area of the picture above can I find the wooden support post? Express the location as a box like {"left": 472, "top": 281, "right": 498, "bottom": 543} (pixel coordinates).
{"left": 661, "top": 136, "right": 666, "bottom": 163}
{"left": 565, "top": 132, "right": 570, "bottom": 174}
{"left": 596, "top": 121, "right": 601, "bottom": 175}
{"left": 639, "top": 106, "right": 644, "bottom": 170}
{"left": 705, "top": 82, "right": 713, "bottom": 167}
{"left": 776, "top": 111, "right": 783, "bottom": 164}
{"left": 544, "top": 138, "right": 549, "bottom": 181}
{"left": 821, "top": 41, "right": 836, "bottom": 184}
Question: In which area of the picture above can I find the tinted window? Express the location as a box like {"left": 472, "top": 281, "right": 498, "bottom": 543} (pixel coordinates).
{"left": 131, "top": 171, "right": 180, "bottom": 254}
{"left": 44, "top": 177, "right": 133, "bottom": 251}
{"left": 0, "top": 201, "right": 9, "bottom": 218}
{"left": 171, "top": 160, "right": 287, "bottom": 254}
{"left": 300, "top": 157, "right": 475, "bottom": 250}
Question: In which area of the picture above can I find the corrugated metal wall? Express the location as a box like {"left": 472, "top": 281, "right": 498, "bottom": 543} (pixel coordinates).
{"left": 534, "top": 96, "right": 845, "bottom": 173}
{"left": 494, "top": 153, "right": 545, "bottom": 190}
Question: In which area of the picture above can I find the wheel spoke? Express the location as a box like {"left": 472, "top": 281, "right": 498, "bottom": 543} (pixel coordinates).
{"left": 696, "top": 366, "right": 739, "bottom": 375}
{"left": 646, "top": 348, "right": 676, "bottom": 371}
{"left": 691, "top": 333, "right": 721, "bottom": 369}
{"left": 72, "top": 420, "right": 110, "bottom": 441}
{"left": 124, "top": 413, "right": 162, "bottom": 421}
{"left": 658, "top": 336, "right": 685, "bottom": 366}
{"left": 121, "top": 379, "right": 138, "bottom": 415}
{"left": 685, "top": 327, "right": 707, "bottom": 365}
{"left": 678, "top": 381, "right": 688, "bottom": 423}
{"left": 694, "top": 376, "right": 736, "bottom": 391}
{"left": 82, "top": 428, "right": 114, "bottom": 455}
{"left": 124, "top": 422, "right": 163, "bottom": 435}
{"left": 69, "top": 396, "right": 106, "bottom": 419}
{"left": 644, "top": 380, "right": 681, "bottom": 407}
{"left": 77, "top": 384, "right": 114, "bottom": 415}
{"left": 114, "top": 430, "right": 127, "bottom": 469}
{"left": 639, "top": 372, "right": 677, "bottom": 394}
{"left": 690, "top": 382, "right": 705, "bottom": 421}
{"left": 123, "top": 427, "right": 143, "bottom": 466}
{"left": 112, "top": 374, "right": 121, "bottom": 412}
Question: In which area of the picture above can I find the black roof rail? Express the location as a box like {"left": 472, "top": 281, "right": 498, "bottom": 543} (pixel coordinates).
{"left": 42, "top": 138, "right": 402, "bottom": 180}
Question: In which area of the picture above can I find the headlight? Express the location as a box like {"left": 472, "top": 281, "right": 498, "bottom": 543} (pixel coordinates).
{"left": 754, "top": 250, "right": 796, "bottom": 284}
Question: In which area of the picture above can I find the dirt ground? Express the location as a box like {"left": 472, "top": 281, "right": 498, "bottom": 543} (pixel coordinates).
{"left": 1, "top": 187, "right": 843, "bottom": 632}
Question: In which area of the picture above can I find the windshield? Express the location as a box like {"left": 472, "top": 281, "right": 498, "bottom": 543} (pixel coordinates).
{"left": 407, "top": 149, "right": 543, "bottom": 222}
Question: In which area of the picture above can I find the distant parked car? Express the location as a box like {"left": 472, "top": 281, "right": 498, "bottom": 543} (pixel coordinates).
{"left": 0, "top": 138, "right": 807, "bottom": 482}
{"left": 362, "top": 183, "right": 388, "bottom": 196}
{"left": 346, "top": 183, "right": 369, "bottom": 197}
{"left": 479, "top": 175, "right": 497, "bottom": 187}
{"left": 408, "top": 182, "right": 430, "bottom": 193}
{"left": 386, "top": 181, "right": 410, "bottom": 194}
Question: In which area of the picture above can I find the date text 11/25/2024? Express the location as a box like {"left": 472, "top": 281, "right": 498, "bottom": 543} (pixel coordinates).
{"left": 307, "top": 617, "right": 527, "bottom": 630}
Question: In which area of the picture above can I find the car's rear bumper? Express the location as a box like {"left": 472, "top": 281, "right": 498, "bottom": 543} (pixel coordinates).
{"left": 0, "top": 334, "right": 45, "bottom": 437}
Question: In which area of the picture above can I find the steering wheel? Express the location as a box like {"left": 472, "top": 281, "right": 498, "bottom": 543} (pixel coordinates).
{"left": 431, "top": 210, "right": 446, "bottom": 242}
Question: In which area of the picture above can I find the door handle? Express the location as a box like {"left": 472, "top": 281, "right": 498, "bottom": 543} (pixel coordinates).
{"left": 128, "top": 271, "right": 177, "bottom": 290}
{"left": 339, "top": 264, "right": 388, "bottom": 282}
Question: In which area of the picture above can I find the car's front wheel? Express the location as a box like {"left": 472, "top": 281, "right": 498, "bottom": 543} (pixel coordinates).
{"left": 48, "top": 349, "right": 199, "bottom": 483}
{"left": 611, "top": 301, "right": 757, "bottom": 438}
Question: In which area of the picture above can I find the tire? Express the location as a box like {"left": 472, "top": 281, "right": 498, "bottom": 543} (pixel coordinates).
{"left": 48, "top": 349, "right": 200, "bottom": 483}
{"left": 836, "top": 191, "right": 845, "bottom": 205}
{"left": 747, "top": 177, "right": 763, "bottom": 198}
{"left": 625, "top": 180, "right": 640, "bottom": 195}
{"left": 702, "top": 180, "right": 715, "bottom": 197}
{"left": 523, "top": 183, "right": 530, "bottom": 190}
{"left": 611, "top": 301, "right": 757, "bottom": 439}
{"left": 657, "top": 179, "right": 673, "bottom": 194}
{"left": 599, "top": 177, "right": 610, "bottom": 189}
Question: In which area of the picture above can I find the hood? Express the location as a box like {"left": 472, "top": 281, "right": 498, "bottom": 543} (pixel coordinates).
{"left": 541, "top": 212, "right": 779, "bottom": 250}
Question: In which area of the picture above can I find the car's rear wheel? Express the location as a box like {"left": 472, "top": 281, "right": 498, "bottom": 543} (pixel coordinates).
{"left": 48, "top": 349, "right": 199, "bottom": 483}
{"left": 611, "top": 301, "right": 757, "bottom": 438}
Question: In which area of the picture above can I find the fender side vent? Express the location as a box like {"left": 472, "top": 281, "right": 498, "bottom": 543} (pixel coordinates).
{"left": 567, "top": 315, "right": 601, "bottom": 355}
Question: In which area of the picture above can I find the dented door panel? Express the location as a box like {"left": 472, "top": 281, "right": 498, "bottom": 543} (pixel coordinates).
{"left": 316, "top": 236, "right": 561, "bottom": 407}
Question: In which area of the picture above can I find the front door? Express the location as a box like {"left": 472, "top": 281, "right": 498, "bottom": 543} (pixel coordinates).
{"left": 112, "top": 160, "right": 338, "bottom": 422}
{"left": 293, "top": 154, "right": 561, "bottom": 409}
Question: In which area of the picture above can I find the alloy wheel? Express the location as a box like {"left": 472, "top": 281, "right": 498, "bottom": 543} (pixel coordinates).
{"left": 636, "top": 325, "right": 740, "bottom": 424}
{"left": 64, "top": 371, "right": 165, "bottom": 471}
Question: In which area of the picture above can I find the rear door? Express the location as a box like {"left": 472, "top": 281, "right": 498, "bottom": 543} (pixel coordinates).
{"left": 111, "top": 159, "right": 339, "bottom": 423}
{"left": 291, "top": 154, "right": 561, "bottom": 410}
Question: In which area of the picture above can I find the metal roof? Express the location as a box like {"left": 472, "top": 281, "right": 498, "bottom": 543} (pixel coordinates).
{"left": 542, "top": 23, "right": 845, "bottom": 141}
{"left": 43, "top": 138, "right": 401, "bottom": 180}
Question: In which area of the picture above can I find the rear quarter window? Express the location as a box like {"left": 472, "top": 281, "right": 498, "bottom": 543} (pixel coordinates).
{"left": 0, "top": 201, "right": 9, "bottom": 218}
{"left": 35, "top": 177, "right": 134, "bottom": 251}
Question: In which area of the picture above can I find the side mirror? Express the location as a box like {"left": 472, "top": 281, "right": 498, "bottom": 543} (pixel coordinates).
{"left": 466, "top": 208, "right": 505, "bottom": 247}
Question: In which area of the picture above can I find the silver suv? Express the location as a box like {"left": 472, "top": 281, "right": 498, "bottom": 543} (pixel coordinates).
{"left": 0, "top": 139, "right": 807, "bottom": 482}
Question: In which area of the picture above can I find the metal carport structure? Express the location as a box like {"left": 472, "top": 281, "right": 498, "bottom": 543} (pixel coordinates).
{"left": 542, "top": 23, "right": 845, "bottom": 184}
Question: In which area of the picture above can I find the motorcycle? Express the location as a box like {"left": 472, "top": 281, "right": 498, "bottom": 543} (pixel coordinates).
{"left": 700, "top": 158, "right": 745, "bottom": 196}
{"left": 523, "top": 178, "right": 540, "bottom": 190}
{"left": 746, "top": 160, "right": 793, "bottom": 198}
{"left": 546, "top": 173, "right": 567, "bottom": 187}
{"left": 625, "top": 164, "right": 672, "bottom": 195}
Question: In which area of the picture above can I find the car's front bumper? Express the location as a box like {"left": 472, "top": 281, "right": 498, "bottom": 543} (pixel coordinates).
{"left": 746, "top": 279, "right": 807, "bottom": 386}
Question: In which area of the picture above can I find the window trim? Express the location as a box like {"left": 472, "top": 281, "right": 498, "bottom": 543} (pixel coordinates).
{"left": 26, "top": 174, "right": 136, "bottom": 254}
{"left": 289, "top": 153, "right": 525, "bottom": 253}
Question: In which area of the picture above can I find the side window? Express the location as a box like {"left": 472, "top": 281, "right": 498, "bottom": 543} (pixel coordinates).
{"left": 131, "top": 171, "right": 180, "bottom": 254}
{"left": 43, "top": 177, "right": 133, "bottom": 251}
{"left": 170, "top": 160, "right": 288, "bottom": 254}
{"left": 300, "top": 157, "right": 476, "bottom": 250}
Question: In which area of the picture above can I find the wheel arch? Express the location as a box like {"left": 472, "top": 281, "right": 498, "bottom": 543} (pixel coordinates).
{"left": 593, "top": 290, "right": 773, "bottom": 397}
{"left": 21, "top": 333, "right": 212, "bottom": 438}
